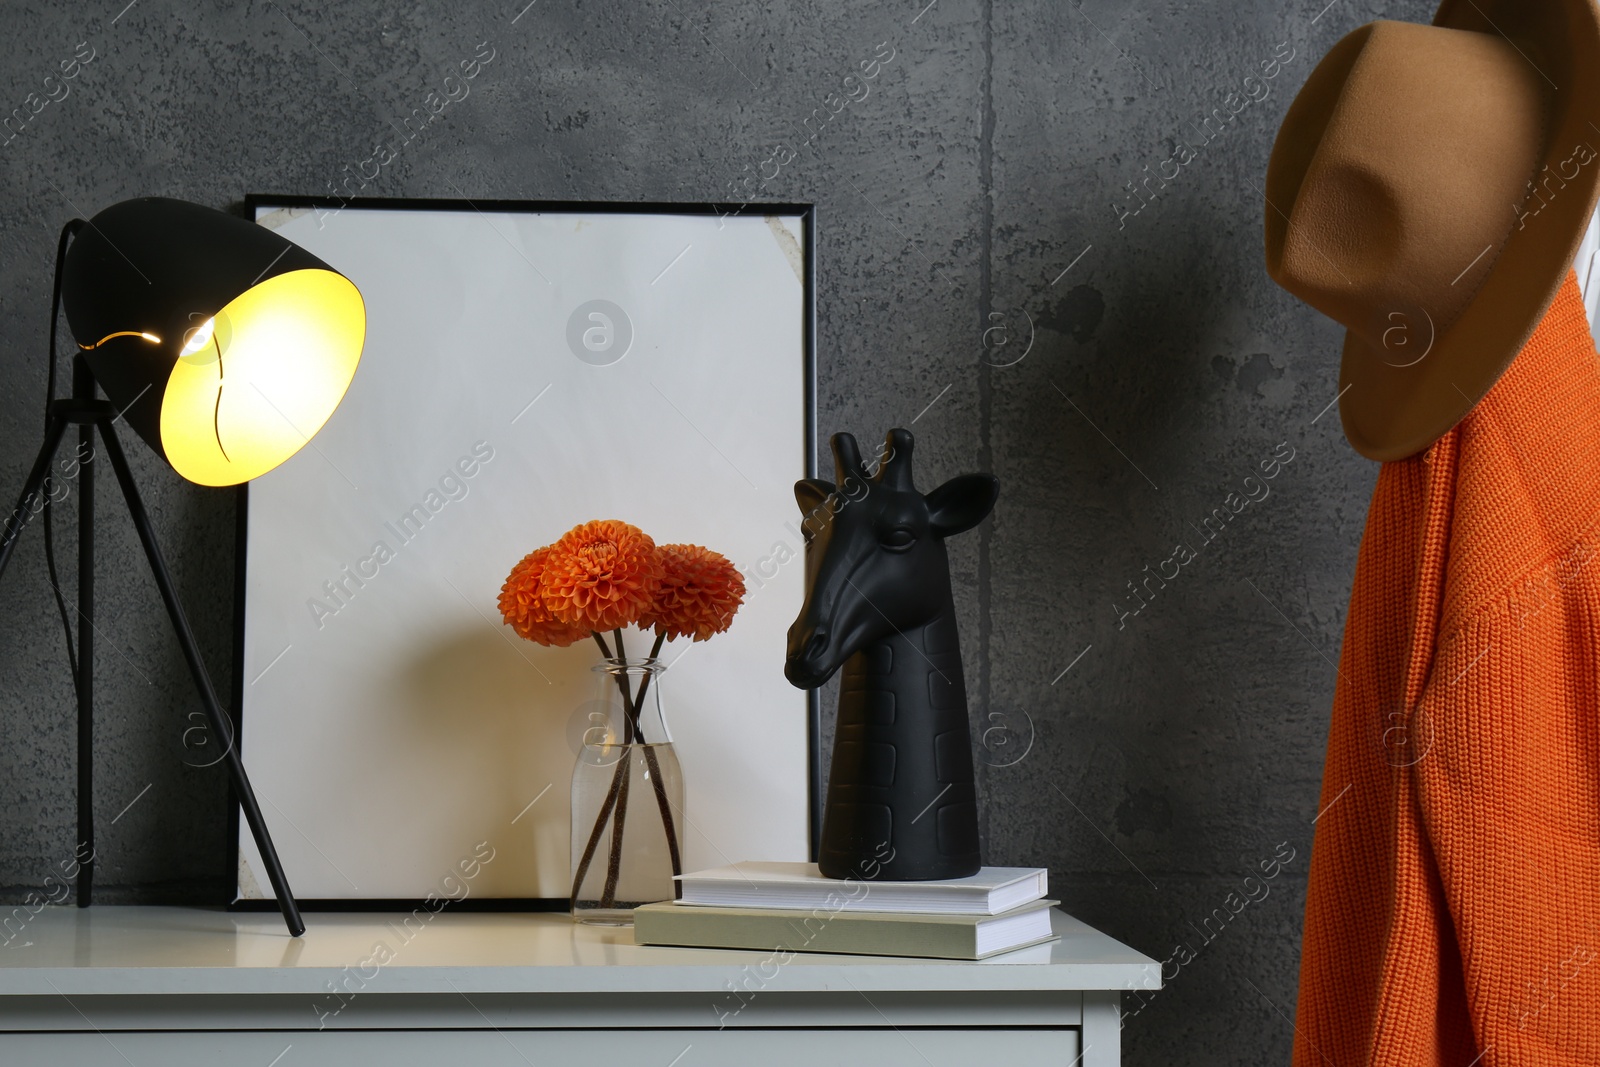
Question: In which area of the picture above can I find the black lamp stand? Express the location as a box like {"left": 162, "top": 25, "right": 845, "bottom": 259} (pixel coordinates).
{"left": 0, "top": 356, "right": 305, "bottom": 937}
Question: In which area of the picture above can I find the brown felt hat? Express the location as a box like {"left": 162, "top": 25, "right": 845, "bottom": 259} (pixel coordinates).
{"left": 1265, "top": 0, "right": 1600, "bottom": 461}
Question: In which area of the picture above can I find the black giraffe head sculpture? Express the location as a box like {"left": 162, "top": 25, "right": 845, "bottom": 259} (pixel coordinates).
{"left": 786, "top": 428, "right": 999, "bottom": 880}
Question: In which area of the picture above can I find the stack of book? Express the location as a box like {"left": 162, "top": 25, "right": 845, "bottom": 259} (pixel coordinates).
{"left": 633, "top": 861, "right": 1057, "bottom": 960}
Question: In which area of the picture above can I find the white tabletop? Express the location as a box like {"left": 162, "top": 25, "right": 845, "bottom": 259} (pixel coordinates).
{"left": 0, "top": 906, "right": 1159, "bottom": 997}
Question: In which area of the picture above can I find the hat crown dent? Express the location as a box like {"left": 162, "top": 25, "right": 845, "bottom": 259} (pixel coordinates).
{"left": 1271, "top": 20, "right": 1547, "bottom": 354}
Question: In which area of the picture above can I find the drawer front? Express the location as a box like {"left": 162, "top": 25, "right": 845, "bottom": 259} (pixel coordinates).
{"left": 0, "top": 1028, "right": 1082, "bottom": 1066}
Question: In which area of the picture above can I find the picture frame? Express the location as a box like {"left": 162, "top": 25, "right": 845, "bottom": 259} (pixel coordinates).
{"left": 228, "top": 196, "right": 821, "bottom": 908}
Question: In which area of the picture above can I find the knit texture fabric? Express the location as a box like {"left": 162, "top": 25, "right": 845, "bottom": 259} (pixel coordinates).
{"left": 1294, "top": 272, "right": 1600, "bottom": 1065}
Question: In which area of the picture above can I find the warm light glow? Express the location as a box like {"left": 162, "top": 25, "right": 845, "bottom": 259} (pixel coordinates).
{"left": 160, "top": 268, "right": 365, "bottom": 486}
{"left": 178, "top": 317, "right": 216, "bottom": 357}
{"left": 80, "top": 330, "right": 163, "bottom": 350}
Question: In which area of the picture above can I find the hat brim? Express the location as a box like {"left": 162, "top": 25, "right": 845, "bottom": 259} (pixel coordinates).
{"left": 1338, "top": 0, "right": 1600, "bottom": 461}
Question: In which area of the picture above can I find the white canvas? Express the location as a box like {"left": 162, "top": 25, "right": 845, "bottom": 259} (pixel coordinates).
{"left": 236, "top": 202, "right": 812, "bottom": 899}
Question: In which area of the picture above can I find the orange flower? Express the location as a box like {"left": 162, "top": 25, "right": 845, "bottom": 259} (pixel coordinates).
{"left": 498, "top": 545, "right": 590, "bottom": 647}
{"left": 641, "top": 543, "right": 746, "bottom": 642}
{"left": 541, "top": 520, "right": 664, "bottom": 633}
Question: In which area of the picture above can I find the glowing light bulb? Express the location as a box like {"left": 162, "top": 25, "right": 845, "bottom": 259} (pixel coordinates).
{"left": 179, "top": 317, "right": 216, "bottom": 358}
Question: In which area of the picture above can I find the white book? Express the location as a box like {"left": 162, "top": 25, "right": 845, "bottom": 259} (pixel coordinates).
{"left": 635, "top": 899, "right": 1061, "bottom": 960}
{"left": 674, "top": 862, "right": 1048, "bottom": 916}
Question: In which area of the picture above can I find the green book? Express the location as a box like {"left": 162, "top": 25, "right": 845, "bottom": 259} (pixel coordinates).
{"left": 633, "top": 899, "right": 1060, "bottom": 960}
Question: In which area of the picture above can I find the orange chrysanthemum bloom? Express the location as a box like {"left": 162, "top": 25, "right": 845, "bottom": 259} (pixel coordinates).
{"left": 498, "top": 546, "right": 591, "bottom": 647}
{"left": 640, "top": 543, "right": 746, "bottom": 642}
{"left": 541, "top": 520, "right": 665, "bottom": 633}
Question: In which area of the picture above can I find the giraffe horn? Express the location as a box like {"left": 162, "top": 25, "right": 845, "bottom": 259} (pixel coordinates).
{"left": 877, "top": 428, "right": 915, "bottom": 489}
{"left": 831, "top": 432, "right": 866, "bottom": 484}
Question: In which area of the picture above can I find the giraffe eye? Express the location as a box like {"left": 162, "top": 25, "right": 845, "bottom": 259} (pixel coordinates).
{"left": 880, "top": 527, "right": 916, "bottom": 551}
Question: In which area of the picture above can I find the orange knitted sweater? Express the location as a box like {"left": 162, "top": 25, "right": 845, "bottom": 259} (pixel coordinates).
{"left": 1294, "top": 272, "right": 1600, "bottom": 1065}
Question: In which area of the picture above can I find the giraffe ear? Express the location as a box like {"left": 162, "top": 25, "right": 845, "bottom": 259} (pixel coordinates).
{"left": 926, "top": 474, "right": 998, "bottom": 537}
{"left": 795, "top": 478, "right": 836, "bottom": 515}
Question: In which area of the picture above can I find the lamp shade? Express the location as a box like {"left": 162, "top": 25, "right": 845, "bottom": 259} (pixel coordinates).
{"left": 60, "top": 197, "right": 365, "bottom": 486}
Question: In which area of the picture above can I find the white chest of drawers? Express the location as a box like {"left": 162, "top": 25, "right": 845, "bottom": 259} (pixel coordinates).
{"left": 0, "top": 905, "right": 1158, "bottom": 1065}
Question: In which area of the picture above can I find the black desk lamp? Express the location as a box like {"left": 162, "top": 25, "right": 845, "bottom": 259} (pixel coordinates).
{"left": 0, "top": 198, "right": 366, "bottom": 936}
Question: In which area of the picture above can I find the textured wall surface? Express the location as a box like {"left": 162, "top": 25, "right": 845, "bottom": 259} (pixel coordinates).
{"left": 0, "top": 0, "right": 1434, "bottom": 1061}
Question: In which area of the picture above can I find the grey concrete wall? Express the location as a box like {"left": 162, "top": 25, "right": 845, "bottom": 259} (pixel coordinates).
{"left": 0, "top": 0, "right": 1432, "bottom": 1060}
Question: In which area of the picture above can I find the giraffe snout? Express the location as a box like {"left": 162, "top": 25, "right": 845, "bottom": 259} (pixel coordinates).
{"left": 784, "top": 624, "right": 835, "bottom": 689}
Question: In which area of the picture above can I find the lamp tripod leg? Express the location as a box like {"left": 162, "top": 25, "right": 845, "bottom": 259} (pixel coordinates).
{"left": 94, "top": 419, "right": 305, "bottom": 938}
{"left": 0, "top": 416, "right": 69, "bottom": 580}
{"left": 74, "top": 361, "right": 94, "bottom": 907}
{"left": 0, "top": 414, "right": 95, "bottom": 904}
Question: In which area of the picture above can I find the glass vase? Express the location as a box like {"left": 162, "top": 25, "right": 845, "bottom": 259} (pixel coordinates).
{"left": 570, "top": 657, "right": 683, "bottom": 924}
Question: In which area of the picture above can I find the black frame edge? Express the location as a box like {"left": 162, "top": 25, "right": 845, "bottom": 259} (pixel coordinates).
{"left": 802, "top": 205, "right": 822, "bottom": 864}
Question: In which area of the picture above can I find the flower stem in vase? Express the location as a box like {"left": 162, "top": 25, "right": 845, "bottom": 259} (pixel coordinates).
{"left": 613, "top": 628, "right": 638, "bottom": 736}
{"left": 600, "top": 628, "right": 636, "bottom": 910}
{"left": 570, "top": 756, "right": 627, "bottom": 903}
{"left": 574, "top": 628, "right": 636, "bottom": 908}
{"left": 601, "top": 747, "right": 632, "bottom": 908}
{"left": 592, "top": 631, "right": 635, "bottom": 742}
{"left": 642, "top": 747, "right": 681, "bottom": 891}
{"left": 630, "top": 631, "right": 666, "bottom": 712}
{"left": 635, "top": 631, "right": 682, "bottom": 891}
